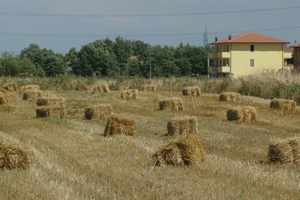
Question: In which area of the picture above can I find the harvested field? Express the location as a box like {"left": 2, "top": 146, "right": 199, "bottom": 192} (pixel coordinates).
{"left": 0, "top": 80, "right": 299, "bottom": 200}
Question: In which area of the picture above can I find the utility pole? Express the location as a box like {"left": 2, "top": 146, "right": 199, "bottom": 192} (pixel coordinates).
{"left": 148, "top": 51, "right": 152, "bottom": 80}
{"left": 149, "top": 60, "right": 152, "bottom": 80}
{"left": 203, "top": 25, "right": 209, "bottom": 47}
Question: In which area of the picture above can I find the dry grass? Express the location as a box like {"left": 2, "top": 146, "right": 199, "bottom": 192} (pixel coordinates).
{"left": 0, "top": 78, "right": 299, "bottom": 199}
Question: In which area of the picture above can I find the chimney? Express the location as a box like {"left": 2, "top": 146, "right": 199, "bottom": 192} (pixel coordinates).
{"left": 228, "top": 35, "right": 232, "bottom": 40}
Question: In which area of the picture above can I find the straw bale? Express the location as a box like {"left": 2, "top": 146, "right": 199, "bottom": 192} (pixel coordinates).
{"left": 84, "top": 104, "right": 113, "bottom": 120}
{"left": 227, "top": 106, "right": 256, "bottom": 123}
{"left": 0, "top": 91, "right": 17, "bottom": 105}
{"left": 36, "top": 106, "right": 65, "bottom": 118}
{"left": 36, "top": 96, "right": 65, "bottom": 107}
{"left": 2, "top": 82, "right": 18, "bottom": 92}
{"left": 270, "top": 98, "right": 296, "bottom": 113}
{"left": 36, "top": 107, "right": 50, "bottom": 118}
{"left": 142, "top": 84, "right": 157, "bottom": 92}
{"left": 159, "top": 97, "right": 184, "bottom": 112}
{"left": 75, "top": 82, "right": 90, "bottom": 91}
{"left": 219, "top": 92, "right": 241, "bottom": 102}
{"left": 153, "top": 134, "right": 205, "bottom": 167}
{"left": 0, "top": 143, "right": 30, "bottom": 170}
{"left": 167, "top": 116, "right": 198, "bottom": 136}
{"left": 289, "top": 138, "right": 300, "bottom": 165}
{"left": 182, "top": 86, "right": 201, "bottom": 97}
{"left": 22, "top": 89, "right": 42, "bottom": 101}
{"left": 268, "top": 141, "right": 294, "bottom": 164}
{"left": 90, "top": 83, "right": 111, "bottom": 94}
{"left": 104, "top": 116, "right": 136, "bottom": 136}
{"left": 20, "top": 84, "right": 40, "bottom": 92}
{"left": 120, "top": 89, "right": 139, "bottom": 100}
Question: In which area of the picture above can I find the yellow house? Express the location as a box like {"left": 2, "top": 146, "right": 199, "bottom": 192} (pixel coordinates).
{"left": 208, "top": 32, "right": 293, "bottom": 77}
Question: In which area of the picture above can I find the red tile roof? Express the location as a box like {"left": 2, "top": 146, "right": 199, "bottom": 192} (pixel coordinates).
{"left": 212, "top": 32, "right": 288, "bottom": 44}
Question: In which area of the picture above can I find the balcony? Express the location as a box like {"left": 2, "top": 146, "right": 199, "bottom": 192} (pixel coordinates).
{"left": 284, "top": 51, "right": 293, "bottom": 59}
{"left": 209, "top": 66, "right": 231, "bottom": 74}
{"left": 221, "top": 52, "right": 230, "bottom": 58}
{"left": 209, "top": 51, "right": 230, "bottom": 59}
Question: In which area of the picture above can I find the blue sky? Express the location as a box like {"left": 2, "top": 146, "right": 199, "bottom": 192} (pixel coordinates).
{"left": 0, "top": 0, "right": 299, "bottom": 53}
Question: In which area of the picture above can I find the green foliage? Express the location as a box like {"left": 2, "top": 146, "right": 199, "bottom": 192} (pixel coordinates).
{"left": 70, "top": 37, "right": 209, "bottom": 78}
{"left": 0, "top": 37, "right": 209, "bottom": 78}
{"left": 21, "top": 44, "right": 67, "bottom": 76}
{"left": 0, "top": 53, "right": 40, "bottom": 77}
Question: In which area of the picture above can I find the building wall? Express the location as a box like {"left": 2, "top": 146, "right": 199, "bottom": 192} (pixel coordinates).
{"left": 230, "top": 43, "right": 284, "bottom": 77}
{"left": 294, "top": 48, "right": 300, "bottom": 72}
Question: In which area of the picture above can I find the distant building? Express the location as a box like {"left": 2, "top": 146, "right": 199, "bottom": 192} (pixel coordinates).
{"left": 208, "top": 32, "right": 293, "bottom": 77}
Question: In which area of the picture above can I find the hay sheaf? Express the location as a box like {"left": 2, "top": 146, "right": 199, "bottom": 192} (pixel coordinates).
{"left": 104, "top": 116, "right": 136, "bottom": 136}
{"left": 120, "top": 89, "right": 139, "bottom": 100}
{"left": 159, "top": 97, "right": 184, "bottom": 112}
{"left": 270, "top": 98, "right": 296, "bottom": 113}
{"left": 75, "top": 83, "right": 90, "bottom": 91}
{"left": 84, "top": 104, "right": 113, "bottom": 120}
{"left": 20, "top": 84, "right": 40, "bottom": 92}
{"left": 182, "top": 86, "right": 201, "bottom": 97}
{"left": 219, "top": 92, "right": 241, "bottom": 102}
{"left": 0, "top": 143, "right": 30, "bottom": 170}
{"left": 22, "top": 89, "right": 42, "bottom": 101}
{"left": 90, "top": 83, "right": 110, "bottom": 94}
{"left": 0, "top": 91, "right": 17, "bottom": 105}
{"left": 36, "top": 95, "right": 65, "bottom": 119}
{"left": 268, "top": 138, "right": 300, "bottom": 165}
{"left": 153, "top": 134, "right": 205, "bottom": 167}
{"left": 142, "top": 84, "right": 157, "bottom": 92}
{"left": 167, "top": 116, "right": 198, "bottom": 136}
{"left": 227, "top": 106, "right": 257, "bottom": 123}
{"left": 2, "top": 82, "right": 18, "bottom": 92}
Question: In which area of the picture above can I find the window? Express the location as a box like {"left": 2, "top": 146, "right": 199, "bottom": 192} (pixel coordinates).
{"left": 250, "top": 45, "right": 255, "bottom": 52}
{"left": 250, "top": 59, "right": 255, "bottom": 67}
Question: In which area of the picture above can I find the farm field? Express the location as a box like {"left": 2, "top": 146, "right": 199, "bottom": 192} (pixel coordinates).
{"left": 0, "top": 84, "right": 300, "bottom": 200}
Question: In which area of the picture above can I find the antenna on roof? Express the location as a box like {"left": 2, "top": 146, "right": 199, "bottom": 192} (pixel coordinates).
{"left": 203, "top": 25, "right": 209, "bottom": 47}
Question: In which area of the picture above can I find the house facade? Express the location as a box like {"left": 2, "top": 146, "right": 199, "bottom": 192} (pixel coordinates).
{"left": 208, "top": 32, "right": 293, "bottom": 77}
{"left": 293, "top": 44, "right": 300, "bottom": 72}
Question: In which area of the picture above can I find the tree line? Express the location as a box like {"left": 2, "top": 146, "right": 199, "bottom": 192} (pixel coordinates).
{"left": 0, "top": 37, "right": 209, "bottom": 77}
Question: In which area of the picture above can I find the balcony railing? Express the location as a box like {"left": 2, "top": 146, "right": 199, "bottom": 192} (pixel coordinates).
{"left": 209, "top": 51, "right": 230, "bottom": 59}
{"left": 209, "top": 66, "right": 231, "bottom": 73}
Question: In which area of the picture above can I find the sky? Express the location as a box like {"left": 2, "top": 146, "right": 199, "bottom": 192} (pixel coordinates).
{"left": 0, "top": 0, "right": 299, "bottom": 53}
